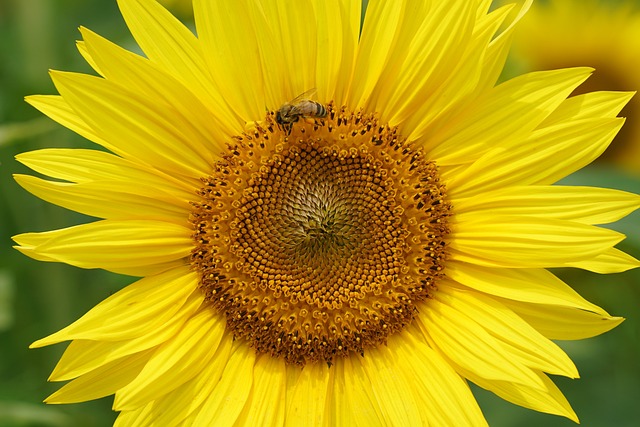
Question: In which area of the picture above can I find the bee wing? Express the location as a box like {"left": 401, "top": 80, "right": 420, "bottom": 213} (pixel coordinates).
{"left": 290, "top": 88, "right": 318, "bottom": 103}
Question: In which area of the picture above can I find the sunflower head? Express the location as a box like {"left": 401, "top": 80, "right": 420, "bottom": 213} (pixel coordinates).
{"left": 190, "top": 103, "right": 450, "bottom": 365}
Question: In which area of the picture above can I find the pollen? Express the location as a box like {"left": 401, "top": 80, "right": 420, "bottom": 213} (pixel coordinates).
{"left": 190, "top": 104, "right": 450, "bottom": 365}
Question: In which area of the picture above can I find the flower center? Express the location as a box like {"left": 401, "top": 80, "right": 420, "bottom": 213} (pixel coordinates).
{"left": 190, "top": 104, "right": 450, "bottom": 365}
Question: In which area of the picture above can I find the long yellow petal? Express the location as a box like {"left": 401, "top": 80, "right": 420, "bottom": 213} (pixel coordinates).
{"left": 463, "top": 368, "right": 579, "bottom": 423}
{"left": 46, "top": 291, "right": 201, "bottom": 380}
{"left": 31, "top": 267, "right": 198, "bottom": 345}
{"left": 262, "top": 0, "right": 318, "bottom": 103}
{"left": 194, "top": 0, "right": 272, "bottom": 118}
{"left": 191, "top": 343, "right": 255, "bottom": 427}
{"left": 312, "top": 0, "right": 360, "bottom": 105}
{"left": 541, "top": 91, "right": 634, "bottom": 126}
{"left": 507, "top": 300, "right": 624, "bottom": 340}
{"left": 395, "top": 330, "right": 488, "bottom": 427}
{"left": 445, "top": 261, "right": 604, "bottom": 312}
{"left": 75, "top": 40, "right": 102, "bottom": 76}
{"left": 447, "top": 117, "right": 624, "bottom": 196}
{"left": 404, "top": 4, "right": 512, "bottom": 142}
{"left": 16, "top": 148, "right": 194, "bottom": 198}
{"left": 13, "top": 219, "right": 192, "bottom": 277}
{"left": 428, "top": 68, "right": 593, "bottom": 166}
{"left": 417, "top": 297, "right": 546, "bottom": 389}
{"left": 331, "top": 356, "right": 386, "bottom": 427}
{"left": 449, "top": 215, "right": 624, "bottom": 268}
{"left": 45, "top": 350, "right": 153, "bottom": 404}
{"left": 437, "top": 286, "right": 578, "bottom": 378}
{"left": 114, "top": 404, "right": 153, "bottom": 427}
{"left": 149, "top": 332, "right": 234, "bottom": 426}
{"left": 15, "top": 175, "right": 190, "bottom": 223}
{"left": 113, "top": 310, "right": 225, "bottom": 411}
{"left": 25, "top": 95, "right": 107, "bottom": 146}
{"left": 564, "top": 247, "right": 640, "bottom": 273}
{"left": 284, "top": 362, "right": 332, "bottom": 427}
{"left": 360, "top": 342, "right": 427, "bottom": 426}
{"left": 116, "top": 0, "right": 234, "bottom": 126}
{"left": 373, "top": 1, "right": 475, "bottom": 126}
{"left": 347, "top": 0, "right": 405, "bottom": 108}
{"left": 80, "top": 26, "right": 239, "bottom": 139}
{"left": 476, "top": 0, "right": 532, "bottom": 91}
{"left": 51, "top": 70, "right": 214, "bottom": 178}
{"left": 451, "top": 185, "right": 640, "bottom": 225}
{"left": 234, "top": 354, "right": 286, "bottom": 427}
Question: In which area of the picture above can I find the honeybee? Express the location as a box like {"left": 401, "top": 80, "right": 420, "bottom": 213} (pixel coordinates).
{"left": 276, "top": 89, "right": 327, "bottom": 133}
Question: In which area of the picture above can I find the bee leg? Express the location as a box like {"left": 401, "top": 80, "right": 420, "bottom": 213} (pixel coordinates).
{"left": 284, "top": 123, "right": 293, "bottom": 135}
{"left": 276, "top": 122, "right": 291, "bottom": 135}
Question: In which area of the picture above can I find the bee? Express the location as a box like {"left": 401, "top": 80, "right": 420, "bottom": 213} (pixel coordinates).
{"left": 276, "top": 89, "right": 327, "bottom": 133}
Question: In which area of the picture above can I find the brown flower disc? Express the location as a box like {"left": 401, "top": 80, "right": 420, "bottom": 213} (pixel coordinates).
{"left": 191, "top": 104, "right": 450, "bottom": 365}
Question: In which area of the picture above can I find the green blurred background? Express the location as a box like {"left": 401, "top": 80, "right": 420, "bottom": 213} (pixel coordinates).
{"left": 1, "top": 0, "right": 639, "bottom": 426}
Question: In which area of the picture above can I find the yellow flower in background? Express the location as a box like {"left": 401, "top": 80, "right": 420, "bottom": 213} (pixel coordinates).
{"left": 13, "top": 0, "right": 640, "bottom": 425}
{"left": 511, "top": 0, "right": 640, "bottom": 173}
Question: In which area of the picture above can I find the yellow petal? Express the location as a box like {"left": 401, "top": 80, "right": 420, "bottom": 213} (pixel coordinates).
{"left": 45, "top": 349, "right": 153, "bottom": 404}
{"left": 234, "top": 354, "right": 286, "bottom": 427}
{"left": 464, "top": 368, "right": 579, "bottom": 423}
{"left": 564, "top": 247, "right": 640, "bottom": 273}
{"left": 13, "top": 219, "right": 192, "bottom": 276}
{"left": 16, "top": 148, "right": 194, "bottom": 199}
{"left": 476, "top": 0, "right": 532, "bottom": 91}
{"left": 360, "top": 342, "right": 425, "bottom": 425}
{"left": 446, "top": 261, "right": 604, "bottom": 312}
{"left": 31, "top": 266, "right": 198, "bottom": 345}
{"left": 404, "top": 3, "right": 512, "bottom": 141}
{"left": 51, "top": 70, "right": 214, "bottom": 178}
{"left": 373, "top": 1, "right": 475, "bottom": 126}
{"left": 477, "top": 0, "right": 493, "bottom": 17}
{"left": 541, "top": 91, "right": 634, "bottom": 127}
{"left": 75, "top": 40, "right": 102, "bottom": 75}
{"left": 395, "top": 330, "right": 488, "bottom": 427}
{"left": 80, "top": 26, "right": 239, "bottom": 139}
{"left": 449, "top": 215, "right": 624, "bottom": 268}
{"left": 437, "top": 286, "right": 578, "bottom": 378}
{"left": 14, "top": 174, "right": 190, "bottom": 223}
{"left": 149, "top": 332, "right": 234, "bottom": 426}
{"left": 447, "top": 117, "right": 624, "bottom": 197}
{"left": 312, "top": 0, "right": 360, "bottom": 105}
{"left": 46, "top": 291, "right": 201, "bottom": 380}
{"left": 25, "top": 95, "right": 107, "bottom": 146}
{"left": 193, "top": 0, "right": 266, "bottom": 119}
{"left": 416, "top": 296, "right": 545, "bottom": 389}
{"left": 261, "top": 0, "right": 318, "bottom": 103}
{"left": 114, "top": 405, "right": 153, "bottom": 427}
{"left": 428, "top": 68, "right": 593, "bottom": 166}
{"left": 114, "top": 309, "right": 225, "bottom": 411}
{"left": 192, "top": 343, "right": 256, "bottom": 427}
{"left": 284, "top": 362, "right": 332, "bottom": 427}
{"left": 116, "top": 0, "right": 233, "bottom": 126}
{"left": 451, "top": 185, "right": 640, "bottom": 225}
{"left": 507, "top": 300, "right": 624, "bottom": 340}
{"left": 347, "top": 0, "right": 405, "bottom": 108}
{"left": 331, "top": 356, "right": 386, "bottom": 427}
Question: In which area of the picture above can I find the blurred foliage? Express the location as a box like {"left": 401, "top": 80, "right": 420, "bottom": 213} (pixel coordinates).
{"left": 0, "top": 1, "right": 639, "bottom": 426}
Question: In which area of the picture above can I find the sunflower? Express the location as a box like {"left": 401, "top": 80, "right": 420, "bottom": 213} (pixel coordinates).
{"left": 14, "top": 0, "right": 640, "bottom": 425}
{"left": 510, "top": 0, "right": 640, "bottom": 173}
